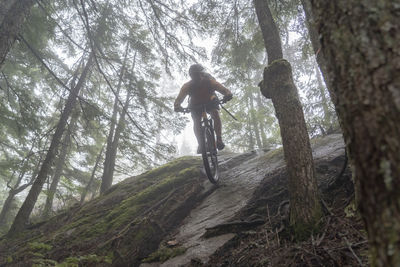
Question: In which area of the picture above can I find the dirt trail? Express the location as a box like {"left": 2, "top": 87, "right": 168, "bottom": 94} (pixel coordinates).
{"left": 142, "top": 134, "right": 345, "bottom": 266}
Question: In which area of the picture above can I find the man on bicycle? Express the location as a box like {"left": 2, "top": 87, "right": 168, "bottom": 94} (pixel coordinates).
{"left": 174, "top": 64, "right": 233, "bottom": 153}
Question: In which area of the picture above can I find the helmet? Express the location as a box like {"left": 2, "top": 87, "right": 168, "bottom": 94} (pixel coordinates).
{"left": 189, "top": 64, "right": 205, "bottom": 79}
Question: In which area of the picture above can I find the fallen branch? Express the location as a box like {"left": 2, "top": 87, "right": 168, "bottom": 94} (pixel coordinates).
{"left": 315, "top": 217, "right": 331, "bottom": 246}
{"left": 328, "top": 240, "right": 368, "bottom": 251}
{"left": 343, "top": 237, "right": 364, "bottom": 266}
{"left": 321, "top": 198, "right": 334, "bottom": 216}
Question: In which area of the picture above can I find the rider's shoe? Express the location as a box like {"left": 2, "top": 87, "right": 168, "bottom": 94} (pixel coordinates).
{"left": 217, "top": 139, "right": 225, "bottom": 150}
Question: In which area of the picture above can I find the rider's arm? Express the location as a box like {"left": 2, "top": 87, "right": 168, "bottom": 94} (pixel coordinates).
{"left": 174, "top": 83, "right": 189, "bottom": 110}
{"left": 211, "top": 80, "right": 232, "bottom": 97}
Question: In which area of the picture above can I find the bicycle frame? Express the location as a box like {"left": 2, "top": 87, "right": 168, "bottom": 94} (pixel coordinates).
{"left": 182, "top": 101, "right": 220, "bottom": 183}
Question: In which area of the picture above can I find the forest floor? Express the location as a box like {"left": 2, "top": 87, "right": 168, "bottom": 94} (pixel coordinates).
{"left": 203, "top": 134, "right": 369, "bottom": 267}
{"left": 0, "top": 133, "right": 368, "bottom": 266}
{"left": 205, "top": 168, "right": 367, "bottom": 267}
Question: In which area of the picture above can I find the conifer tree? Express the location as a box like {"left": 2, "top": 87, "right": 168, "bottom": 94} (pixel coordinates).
{"left": 254, "top": 0, "right": 322, "bottom": 235}
{"left": 0, "top": 0, "right": 35, "bottom": 69}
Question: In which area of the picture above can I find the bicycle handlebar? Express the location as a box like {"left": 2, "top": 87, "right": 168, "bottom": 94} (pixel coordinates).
{"left": 178, "top": 99, "right": 229, "bottom": 114}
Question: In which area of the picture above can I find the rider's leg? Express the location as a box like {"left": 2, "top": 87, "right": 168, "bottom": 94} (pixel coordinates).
{"left": 210, "top": 110, "right": 222, "bottom": 139}
{"left": 210, "top": 110, "right": 225, "bottom": 150}
{"left": 191, "top": 112, "right": 202, "bottom": 153}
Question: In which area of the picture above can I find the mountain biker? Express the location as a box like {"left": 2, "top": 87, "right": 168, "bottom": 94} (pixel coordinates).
{"left": 174, "top": 64, "right": 233, "bottom": 153}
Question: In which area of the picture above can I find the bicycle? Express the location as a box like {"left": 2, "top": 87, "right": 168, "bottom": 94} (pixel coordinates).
{"left": 180, "top": 99, "right": 236, "bottom": 184}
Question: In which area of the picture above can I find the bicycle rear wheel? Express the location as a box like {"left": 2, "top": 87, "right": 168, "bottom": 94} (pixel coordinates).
{"left": 201, "top": 125, "right": 219, "bottom": 183}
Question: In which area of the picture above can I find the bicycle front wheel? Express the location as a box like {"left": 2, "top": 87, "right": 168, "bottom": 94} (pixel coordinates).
{"left": 201, "top": 126, "right": 219, "bottom": 184}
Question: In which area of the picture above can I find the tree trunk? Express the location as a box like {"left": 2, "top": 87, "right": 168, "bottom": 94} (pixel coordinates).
{"left": 100, "top": 45, "right": 128, "bottom": 194}
{"left": 300, "top": 0, "right": 334, "bottom": 100}
{"left": 254, "top": 0, "right": 321, "bottom": 235}
{"left": 253, "top": 1, "right": 282, "bottom": 65}
{"left": 315, "top": 64, "right": 331, "bottom": 129}
{"left": 0, "top": 181, "right": 32, "bottom": 227}
{"left": 309, "top": 1, "right": 400, "bottom": 265}
{"left": 0, "top": 0, "right": 35, "bottom": 69}
{"left": 101, "top": 88, "right": 120, "bottom": 193}
{"left": 256, "top": 92, "right": 268, "bottom": 147}
{"left": 0, "top": 143, "right": 41, "bottom": 227}
{"left": 249, "top": 92, "right": 262, "bottom": 149}
{"left": 245, "top": 98, "right": 255, "bottom": 150}
{"left": 8, "top": 54, "right": 93, "bottom": 235}
{"left": 100, "top": 89, "right": 131, "bottom": 193}
{"left": 0, "top": 190, "right": 16, "bottom": 227}
{"left": 42, "top": 111, "right": 78, "bottom": 218}
{"left": 80, "top": 145, "right": 104, "bottom": 204}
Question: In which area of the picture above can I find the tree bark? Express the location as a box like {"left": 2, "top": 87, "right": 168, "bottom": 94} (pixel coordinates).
{"left": 0, "top": 181, "right": 32, "bottom": 227}
{"left": 8, "top": 54, "right": 93, "bottom": 235}
{"left": 100, "top": 89, "right": 131, "bottom": 193}
{"left": 300, "top": 0, "right": 335, "bottom": 101}
{"left": 80, "top": 145, "right": 104, "bottom": 204}
{"left": 309, "top": 1, "right": 400, "bottom": 265}
{"left": 99, "top": 45, "right": 129, "bottom": 194}
{"left": 245, "top": 98, "right": 255, "bottom": 150}
{"left": 256, "top": 92, "right": 268, "bottom": 147}
{"left": 254, "top": 0, "right": 321, "bottom": 233}
{"left": 0, "top": 0, "right": 35, "bottom": 69}
{"left": 0, "top": 143, "right": 42, "bottom": 227}
{"left": 315, "top": 64, "right": 331, "bottom": 129}
{"left": 249, "top": 92, "right": 262, "bottom": 149}
{"left": 42, "top": 111, "right": 78, "bottom": 218}
{"left": 101, "top": 86, "right": 121, "bottom": 193}
{"left": 0, "top": 192, "right": 15, "bottom": 227}
{"left": 253, "top": 0, "right": 282, "bottom": 64}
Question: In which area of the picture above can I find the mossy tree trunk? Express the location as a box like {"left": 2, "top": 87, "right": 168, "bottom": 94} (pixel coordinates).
{"left": 8, "top": 54, "right": 93, "bottom": 235}
{"left": 254, "top": 0, "right": 322, "bottom": 232}
{"left": 0, "top": 0, "right": 35, "bottom": 69}
{"left": 309, "top": 1, "right": 400, "bottom": 265}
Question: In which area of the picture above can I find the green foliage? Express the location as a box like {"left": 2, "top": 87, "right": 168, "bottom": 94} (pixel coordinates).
{"left": 344, "top": 201, "right": 357, "bottom": 218}
{"left": 143, "top": 247, "right": 187, "bottom": 263}
{"left": 32, "top": 258, "right": 58, "bottom": 267}
{"left": 56, "top": 254, "right": 112, "bottom": 267}
{"left": 28, "top": 242, "right": 53, "bottom": 252}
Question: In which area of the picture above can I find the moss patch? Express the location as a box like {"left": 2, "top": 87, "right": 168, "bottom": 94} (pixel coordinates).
{"left": 56, "top": 254, "right": 112, "bottom": 266}
{"left": 143, "top": 246, "right": 187, "bottom": 263}
{"left": 0, "top": 156, "right": 203, "bottom": 266}
{"left": 28, "top": 242, "right": 53, "bottom": 252}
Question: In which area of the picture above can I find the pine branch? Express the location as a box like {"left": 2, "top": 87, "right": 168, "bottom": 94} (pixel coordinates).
{"left": 78, "top": 0, "right": 147, "bottom": 137}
